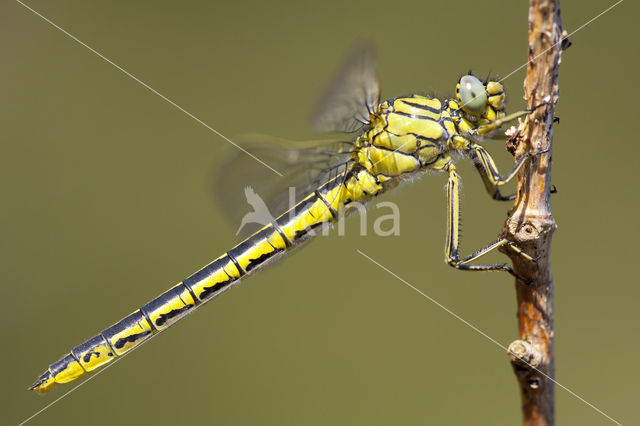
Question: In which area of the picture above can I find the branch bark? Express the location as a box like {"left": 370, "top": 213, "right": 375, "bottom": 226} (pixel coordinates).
{"left": 499, "top": 1, "right": 565, "bottom": 425}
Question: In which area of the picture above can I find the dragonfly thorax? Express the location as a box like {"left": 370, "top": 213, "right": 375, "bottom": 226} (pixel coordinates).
{"left": 353, "top": 94, "right": 457, "bottom": 179}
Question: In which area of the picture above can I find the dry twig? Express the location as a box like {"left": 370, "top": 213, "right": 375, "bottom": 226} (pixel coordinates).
{"left": 499, "top": 0, "right": 565, "bottom": 425}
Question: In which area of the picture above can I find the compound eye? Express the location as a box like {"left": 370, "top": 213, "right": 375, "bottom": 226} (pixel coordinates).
{"left": 458, "top": 75, "right": 488, "bottom": 113}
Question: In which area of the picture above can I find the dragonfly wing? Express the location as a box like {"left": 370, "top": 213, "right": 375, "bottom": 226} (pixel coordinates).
{"left": 311, "top": 42, "right": 380, "bottom": 133}
{"left": 213, "top": 135, "right": 354, "bottom": 238}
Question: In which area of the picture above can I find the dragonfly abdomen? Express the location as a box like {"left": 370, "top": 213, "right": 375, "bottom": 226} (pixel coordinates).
{"left": 30, "top": 168, "right": 384, "bottom": 393}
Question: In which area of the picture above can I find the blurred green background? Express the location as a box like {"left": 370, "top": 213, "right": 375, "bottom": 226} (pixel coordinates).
{"left": 2, "top": 0, "right": 637, "bottom": 424}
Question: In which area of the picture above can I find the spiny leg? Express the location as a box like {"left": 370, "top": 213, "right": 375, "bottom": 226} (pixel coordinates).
{"left": 454, "top": 239, "right": 536, "bottom": 266}
{"left": 444, "top": 163, "right": 532, "bottom": 279}
{"left": 468, "top": 143, "right": 539, "bottom": 201}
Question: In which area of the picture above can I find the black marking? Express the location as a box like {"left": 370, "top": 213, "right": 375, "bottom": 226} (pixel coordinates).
{"left": 401, "top": 100, "right": 442, "bottom": 115}
{"left": 369, "top": 129, "right": 384, "bottom": 144}
{"left": 245, "top": 251, "right": 278, "bottom": 273}
{"left": 72, "top": 335, "right": 110, "bottom": 364}
{"left": 229, "top": 228, "right": 284, "bottom": 273}
{"left": 228, "top": 227, "right": 282, "bottom": 272}
{"left": 417, "top": 140, "right": 440, "bottom": 151}
{"left": 154, "top": 304, "right": 194, "bottom": 327}
{"left": 293, "top": 221, "right": 325, "bottom": 240}
{"left": 199, "top": 278, "right": 234, "bottom": 300}
{"left": 141, "top": 283, "right": 196, "bottom": 330}
{"left": 183, "top": 256, "right": 233, "bottom": 295}
{"left": 83, "top": 351, "right": 100, "bottom": 363}
{"left": 113, "top": 331, "right": 152, "bottom": 350}
{"left": 101, "top": 310, "right": 150, "bottom": 354}
{"left": 393, "top": 110, "right": 441, "bottom": 121}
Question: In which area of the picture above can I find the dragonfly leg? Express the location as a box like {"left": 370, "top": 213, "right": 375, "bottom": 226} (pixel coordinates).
{"left": 444, "top": 163, "right": 531, "bottom": 281}
{"left": 469, "top": 143, "right": 525, "bottom": 201}
{"left": 467, "top": 143, "right": 549, "bottom": 201}
{"left": 473, "top": 103, "right": 547, "bottom": 136}
{"left": 473, "top": 110, "right": 528, "bottom": 135}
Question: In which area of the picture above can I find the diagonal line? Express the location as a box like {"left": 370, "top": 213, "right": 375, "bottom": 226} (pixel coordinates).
{"left": 499, "top": 0, "right": 624, "bottom": 82}
{"left": 356, "top": 249, "right": 623, "bottom": 426}
{"left": 15, "top": 0, "right": 284, "bottom": 177}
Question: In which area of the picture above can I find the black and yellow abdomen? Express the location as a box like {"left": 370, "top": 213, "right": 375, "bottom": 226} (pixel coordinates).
{"left": 30, "top": 167, "right": 386, "bottom": 393}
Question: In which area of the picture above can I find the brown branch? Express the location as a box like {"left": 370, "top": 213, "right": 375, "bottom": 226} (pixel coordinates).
{"left": 499, "top": 1, "right": 566, "bottom": 425}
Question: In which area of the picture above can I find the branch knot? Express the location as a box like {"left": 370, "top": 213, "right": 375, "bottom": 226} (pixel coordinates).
{"left": 508, "top": 339, "right": 543, "bottom": 369}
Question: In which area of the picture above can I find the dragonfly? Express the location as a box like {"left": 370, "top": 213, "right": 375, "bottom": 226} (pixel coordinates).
{"left": 30, "top": 44, "right": 544, "bottom": 393}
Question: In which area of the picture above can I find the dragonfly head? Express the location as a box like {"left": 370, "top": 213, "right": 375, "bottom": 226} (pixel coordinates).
{"left": 456, "top": 74, "right": 505, "bottom": 121}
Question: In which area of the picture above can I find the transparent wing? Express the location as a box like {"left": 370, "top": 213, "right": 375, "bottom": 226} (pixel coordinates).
{"left": 311, "top": 42, "right": 380, "bottom": 133}
{"left": 213, "top": 135, "right": 354, "bottom": 237}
